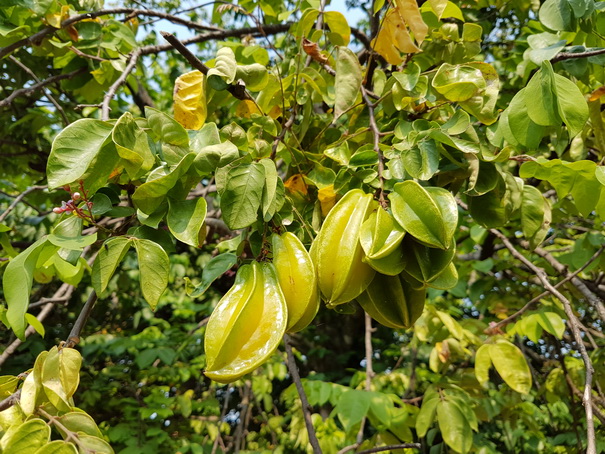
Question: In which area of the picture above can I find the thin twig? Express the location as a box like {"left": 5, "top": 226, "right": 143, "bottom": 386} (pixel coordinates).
{"left": 0, "top": 283, "right": 74, "bottom": 369}
{"left": 356, "top": 444, "right": 421, "bottom": 454}
{"left": 0, "top": 68, "right": 86, "bottom": 108}
{"left": 487, "top": 246, "right": 605, "bottom": 333}
{"left": 284, "top": 334, "right": 322, "bottom": 454}
{"left": 491, "top": 229, "right": 596, "bottom": 454}
{"left": 361, "top": 88, "right": 385, "bottom": 205}
{"left": 529, "top": 243, "right": 605, "bottom": 323}
{"left": 8, "top": 56, "right": 69, "bottom": 125}
{"left": 101, "top": 49, "right": 142, "bottom": 121}
{"left": 0, "top": 390, "right": 21, "bottom": 412}
{"left": 0, "top": 185, "right": 46, "bottom": 223}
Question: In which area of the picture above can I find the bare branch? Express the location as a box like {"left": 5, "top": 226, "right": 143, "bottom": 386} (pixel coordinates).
{"left": 8, "top": 56, "right": 69, "bottom": 125}
{"left": 284, "top": 334, "right": 322, "bottom": 454}
{"left": 487, "top": 245, "right": 605, "bottom": 333}
{"left": 528, "top": 243, "right": 605, "bottom": 323}
{"left": 0, "top": 185, "right": 46, "bottom": 223}
{"left": 0, "top": 68, "right": 86, "bottom": 109}
{"left": 0, "top": 283, "right": 74, "bottom": 368}
{"left": 64, "top": 290, "right": 98, "bottom": 348}
{"left": 356, "top": 444, "right": 422, "bottom": 454}
{"left": 490, "top": 229, "right": 596, "bottom": 454}
{"left": 551, "top": 47, "right": 605, "bottom": 63}
{"left": 0, "top": 8, "right": 222, "bottom": 59}
{"left": 101, "top": 49, "right": 142, "bottom": 121}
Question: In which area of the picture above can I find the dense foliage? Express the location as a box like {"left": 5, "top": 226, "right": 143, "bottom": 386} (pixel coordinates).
{"left": 1, "top": 0, "right": 605, "bottom": 452}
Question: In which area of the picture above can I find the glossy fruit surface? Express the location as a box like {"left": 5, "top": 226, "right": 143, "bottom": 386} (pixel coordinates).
{"left": 310, "top": 189, "right": 377, "bottom": 307}
{"left": 204, "top": 262, "right": 287, "bottom": 383}
{"left": 272, "top": 232, "right": 319, "bottom": 332}
{"left": 357, "top": 272, "right": 426, "bottom": 329}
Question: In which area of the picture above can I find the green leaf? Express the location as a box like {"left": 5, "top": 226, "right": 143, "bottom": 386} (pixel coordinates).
{"left": 4, "top": 237, "right": 53, "bottom": 340}
{"left": 91, "top": 237, "right": 132, "bottom": 295}
{"left": 553, "top": 73, "right": 589, "bottom": 137}
{"left": 536, "top": 312, "right": 565, "bottom": 339}
{"left": 521, "top": 186, "right": 548, "bottom": 241}
{"left": 193, "top": 140, "right": 240, "bottom": 175}
{"left": 390, "top": 181, "right": 450, "bottom": 249}
{"left": 33, "top": 441, "right": 78, "bottom": 454}
{"left": 402, "top": 140, "right": 439, "bottom": 180}
{"left": 132, "top": 153, "right": 196, "bottom": 214}
{"left": 334, "top": 46, "right": 362, "bottom": 119}
{"left": 432, "top": 64, "right": 485, "bottom": 102}
{"left": 335, "top": 390, "right": 371, "bottom": 434}
{"left": 75, "top": 434, "right": 113, "bottom": 454}
{"left": 259, "top": 159, "right": 278, "bottom": 218}
{"left": 134, "top": 239, "right": 170, "bottom": 310}
{"left": 90, "top": 193, "right": 112, "bottom": 215}
{"left": 437, "top": 400, "right": 473, "bottom": 454}
{"left": 3, "top": 419, "right": 50, "bottom": 453}
{"left": 475, "top": 344, "right": 492, "bottom": 386}
{"left": 525, "top": 62, "right": 560, "bottom": 127}
{"left": 41, "top": 346, "right": 71, "bottom": 412}
{"left": 112, "top": 112, "right": 154, "bottom": 179}
{"left": 235, "top": 63, "right": 269, "bottom": 91}
{"left": 416, "top": 386, "right": 439, "bottom": 437}
{"left": 55, "top": 412, "right": 102, "bottom": 438}
{"left": 145, "top": 107, "right": 189, "bottom": 148}
{"left": 47, "top": 119, "right": 115, "bottom": 189}
{"left": 24, "top": 313, "right": 45, "bottom": 337}
{"left": 219, "top": 162, "right": 266, "bottom": 229}
{"left": 506, "top": 89, "right": 546, "bottom": 149}
{"left": 58, "top": 348, "right": 82, "bottom": 399}
{"left": 324, "top": 11, "right": 350, "bottom": 46}
{"left": 207, "top": 47, "right": 237, "bottom": 90}
{"left": 167, "top": 198, "right": 207, "bottom": 248}
{"left": 47, "top": 232, "right": 97, "bottom": 250}
{"left": 539, "top": 0, "right": 574, "bottom": 31}
{"left": 489, "top": 340, "right": 532, "bottom": 394}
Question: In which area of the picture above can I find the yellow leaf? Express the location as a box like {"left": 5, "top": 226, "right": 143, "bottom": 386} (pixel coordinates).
{"left": 268, "top": 105, "right": 282, "bottom": 119}
{"left": 589, "top": 86, "right": 605, "bottom": 102}
{"left": 371, "top": 0, "right": 428, "bottom": 65}
{"left": 284, "top": 174, "right": 308, "bottom": 195}
{"left": 318, "top": 185, "right": 337, "bottom": 216}
{"left": 173, "top": 70, "right": 207, "bottom": 130}
{"left": 428, "top": 0, "right": 448, "bottom": 18}
{"left": 235, "top": 99, "right": 261, "bottom": 118}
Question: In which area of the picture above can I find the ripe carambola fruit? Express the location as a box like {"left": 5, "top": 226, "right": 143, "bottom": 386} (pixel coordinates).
{"left": 271, "top": 232, "right": 320, "bottom": 333}
{"left": 310, "top": 189, "right": 377, "bottom": 307}
{"left": 204, "top": 261, "right": 287, "bottom": 383}
{"left": 357, "top": 273, "right": 426, "bottom": 329}
{"left": 360, "top": 208, "right": 406, "bottom": 276}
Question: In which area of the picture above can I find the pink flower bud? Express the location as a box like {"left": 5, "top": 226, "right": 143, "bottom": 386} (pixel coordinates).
{"left": 53, "top": 207, "right": 63, "bottom": 214}
{"left": 73, "top": 192, "right": 81, "bottom": 201}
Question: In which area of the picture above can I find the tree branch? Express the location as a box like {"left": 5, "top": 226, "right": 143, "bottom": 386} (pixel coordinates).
{"left": 528, "top": 242, "right": 605, "bottom": 323}
{"left": 0, "top": 185, "right": 46, "bottom": 223}
{"left": 0, "top": 8, "right": 222, "bottom": 59}
{"left": 64, "top": 290, "right": 98, "bottom": 348}
{"left": 487, "top": 245, "right": 605, "bottom": 333}
{"left": 0, "top": 68, "right": 86, "bottom": 109}
{"left": 284, "top": 334, "right": 322, "bottom": 454}
{"left": 356, "top": 444, "right": 422, "bottom": 454}
{"left": 0, "top": 284, "right": 74, "bottom": 368}
{"left": 490, "top": 229, "right": 596, "bottom": 454}
{"left": 8, "top": 56, "right": 69, "bottom": 125}
{"left": 101, "top": 49, "right": 141, "bottom": 121}
{"left": 551, "top": 47, "right": 605, "bottom": 63}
